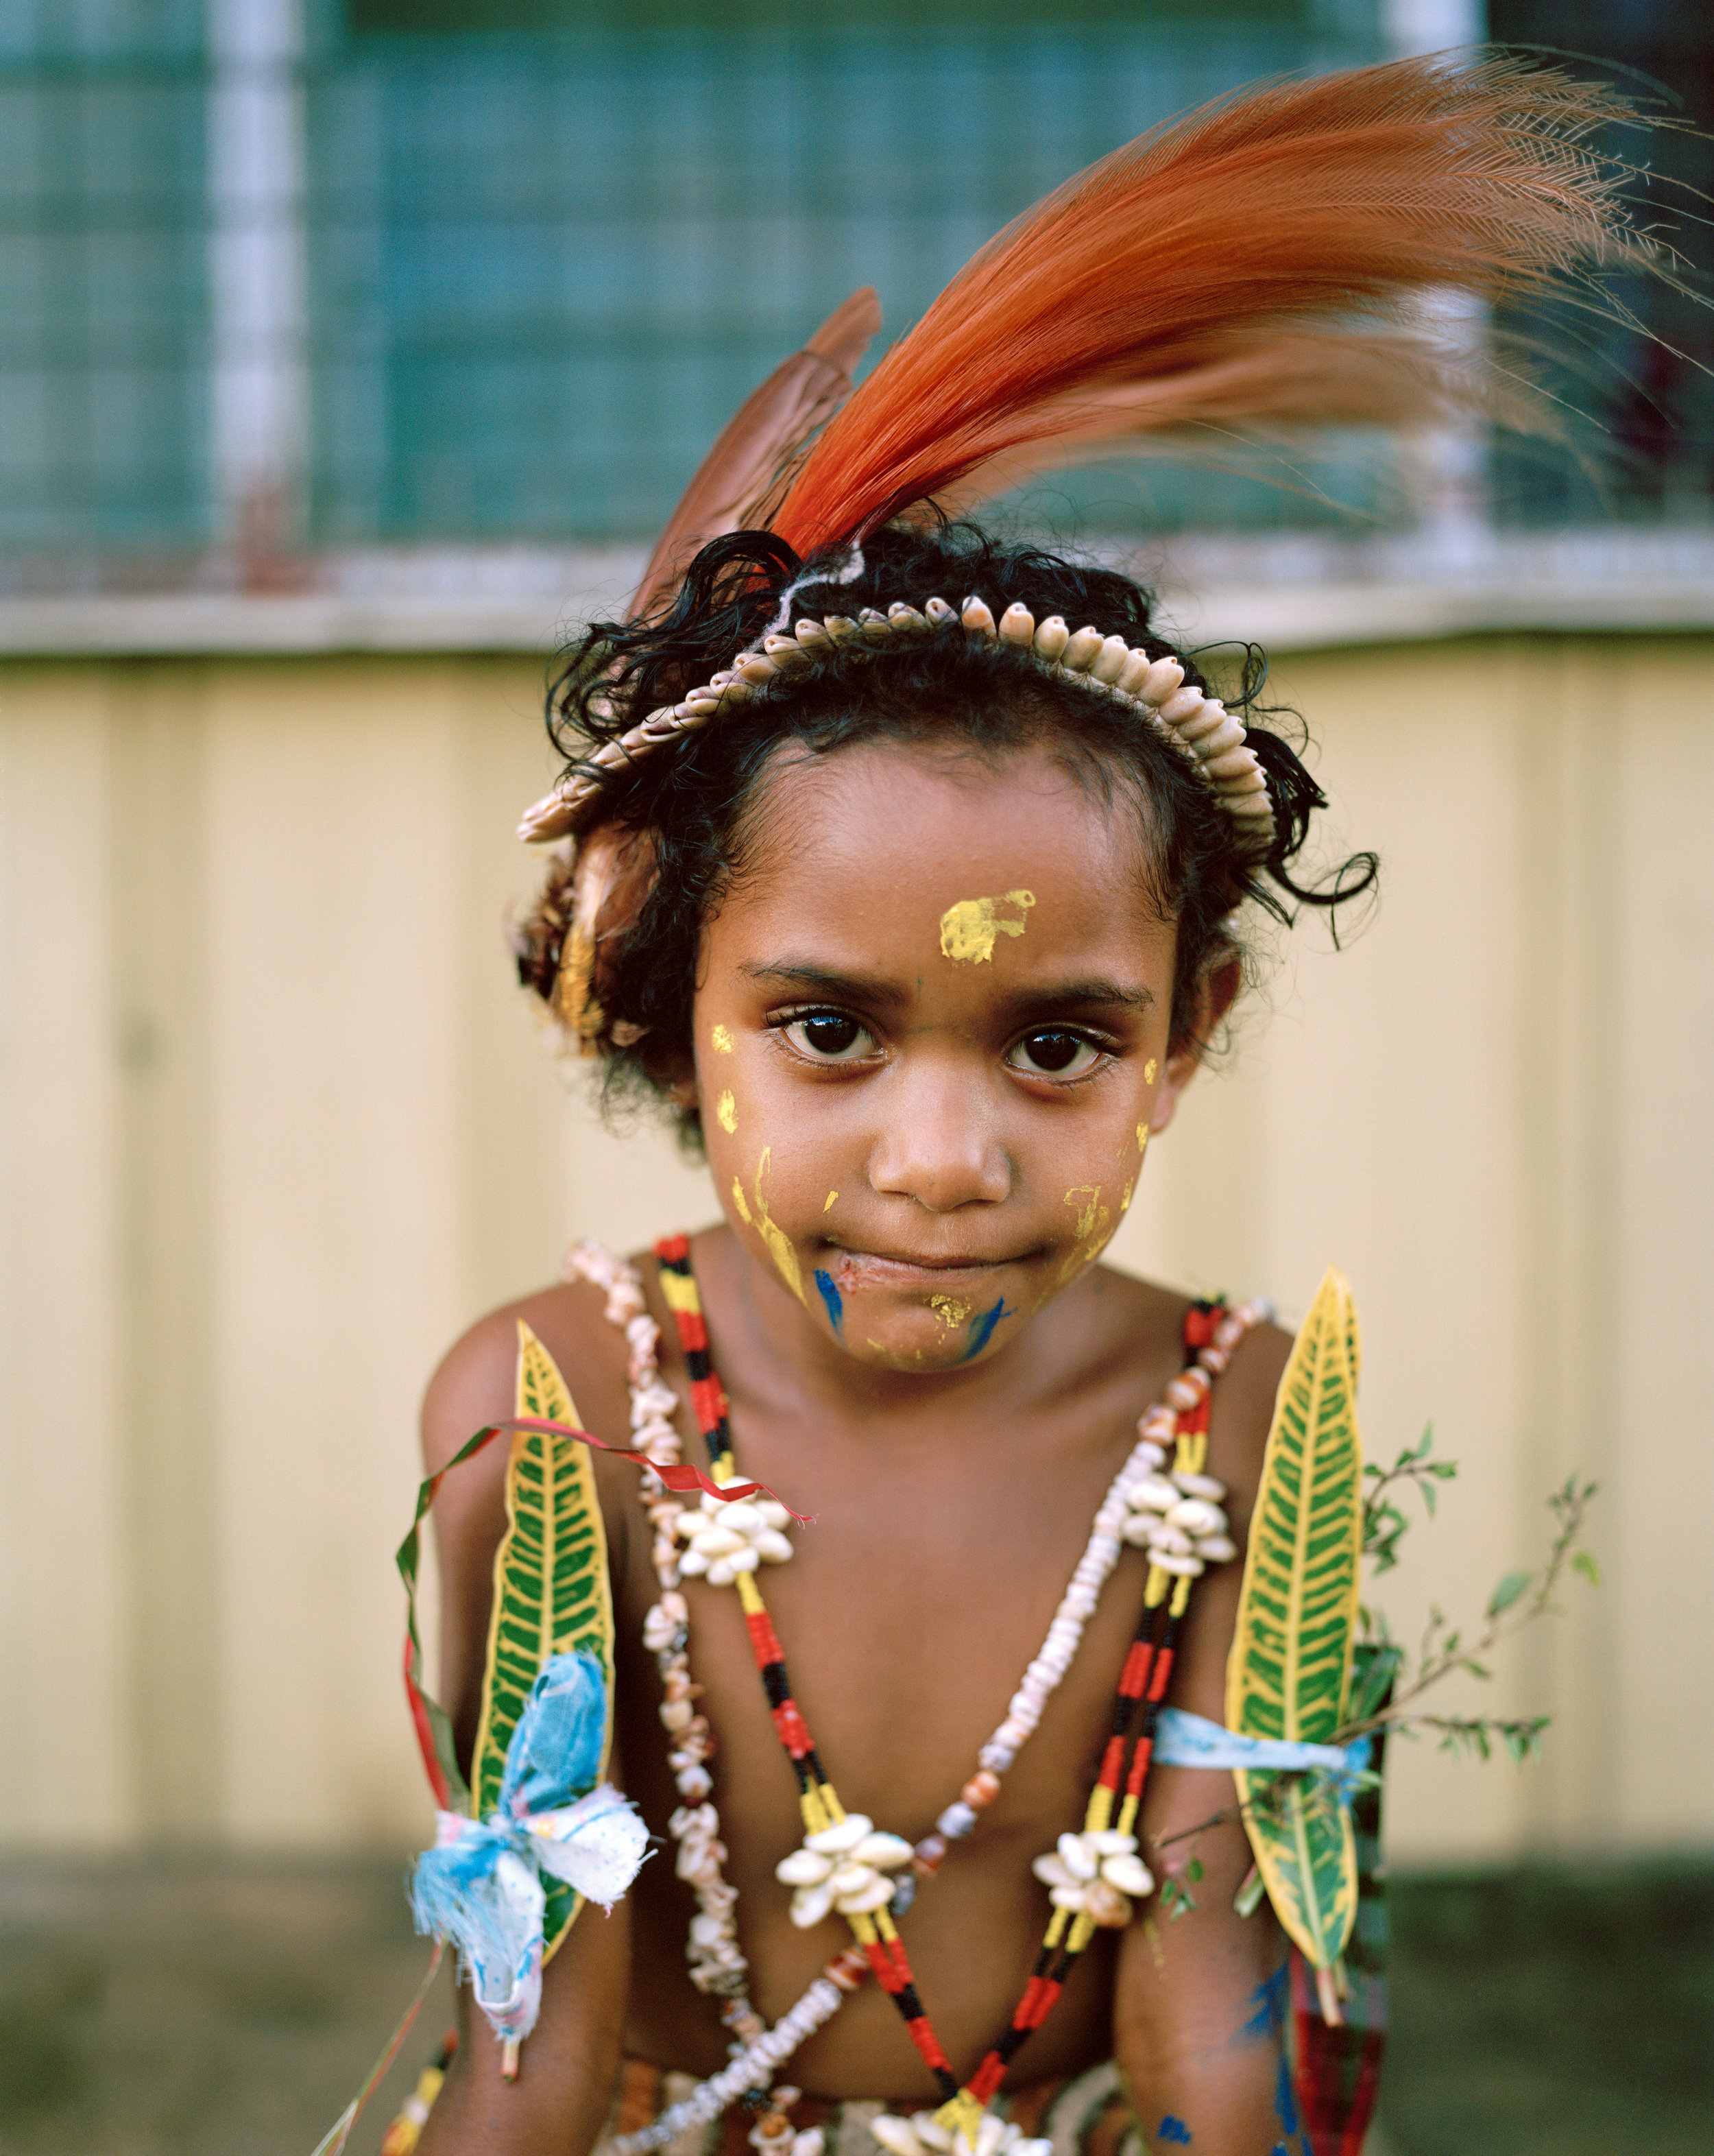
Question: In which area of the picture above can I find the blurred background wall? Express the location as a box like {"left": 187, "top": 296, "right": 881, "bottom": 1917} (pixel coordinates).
{"left": 1, "top": 0, "right": 1711, "bottom": 1879}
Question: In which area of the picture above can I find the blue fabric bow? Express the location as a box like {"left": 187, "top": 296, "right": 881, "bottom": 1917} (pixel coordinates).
{"left": 1152, "top": 1706, "right": 1375, "bottom": 1807}
{"left": 409, "top": 1651, "right": 648, "bottom": 2045}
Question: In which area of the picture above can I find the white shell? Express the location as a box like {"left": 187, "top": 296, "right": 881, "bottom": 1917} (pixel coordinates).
{"left": 805, "top": 1811, "right": 873, "bottom": 1854}
{"left": 1137, "top": 656, "right": 1185, "bottom": 704}
{"left": 754, "top": 1528, "right": 795, "bottom": 1564}
{"left": 757, "top": 1499, "right": 791, "bottom": 1529}
{"left": 869, "top": 2118, "right": 926, "bottom": 2156}
{"left": 688, "top": 1524, "right": 746, "bottom": 1559}
{"left": 1100, "top": 1852, "right": 1156, "bottom": 1897}
{"left": 1146, "top": 1522, "right": 1193, "bottom": 1556}
{"left": 998, "top": 602, "right": 1036, "bottom": 645}
{"left": 1166, "top": 1497, "right": 1227, "bottom": 1537}
{"left": 836, "top": 1880, "right": 897, "bottom": 1914}
{"left": 1057, "top": 1831, "right": 1098, "bottom": 1880}
{"left": 1031, "top": 1852, "right": 1078, "bottom": 1889}
{"left": 1048, "top": 1884, "right": 1087, "bottom": 1911}
{"left": 775, "top": 1847, "right": 834, "bottom": 1886}
{"left": 1195, "top": 1534, "right": 1238, "bottom": 1564}
{"left": 705, "top": 1557, "right": 736, "bottom": 1587}
{"left": 727, "top": 1546, "right": 760, "bottom": 1574}
{"left": 908, "top": 2113, "right": 954, "bottom": 2153}
{"left": 834, "top": 1873, "right": 896, "bottom": 1915}
{"left": 1090, "top": 634, "right": 1131, "bottom": 683}
{"left": 1155, "top": 686, "right": 1205, "bottom": 726}
{"left": 715, "top": 1500, "right": 760, "bottom": 1533}
{"left": 788, "top": 1880, "right": 835, "bottom": 1929}
{"left": 1087, "top": 1829, "right": 1136, "bottom": 1854}
{"left": 1173, "top": 1471, "right": 1227, "bottom": 1502}
{"left": 1127, "top": 1474, "right": 1181, "bottom": 1513}
{"left": 1120, "top": 1516, "right": 1156, "bottom": 1548}
{"left": 1150, "top": 1550, "right": 1204, "bottom": 1577}
{"left": 852, "top": 1831, "right": 916, "bottom": 1871}
{"left": 677, "top": 1547, "right": 710, "bottom": 1577}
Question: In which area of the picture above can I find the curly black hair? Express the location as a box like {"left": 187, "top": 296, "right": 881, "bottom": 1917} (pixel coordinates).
{"left": 516, "top": 518, "right": 1375, "bottom": 1144}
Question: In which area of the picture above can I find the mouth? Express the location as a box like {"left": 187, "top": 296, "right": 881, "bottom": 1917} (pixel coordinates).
{"left": 826, "top": 1247, "right": 1028, "bottom": 1292}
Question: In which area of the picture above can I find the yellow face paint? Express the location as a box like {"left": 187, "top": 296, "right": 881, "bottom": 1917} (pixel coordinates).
{"left": 1058, "top": 1183, "right": 1113, "bottom": 1285}
{"left": 751, "top": 1147, "right": 804, "bottom": 1304}
{"left": 939, "top": 888, "right": 1036, "bottom": 964}
{"left": 1144, "top": 1058, "right": 1157, "bottom": 1085}
{"left": 730, "top": 1176, "right": 753, "bottom": 1225}
{"left": 823, "top": 1190, "right": 838, "bottom": 1212}
{"left": 716, "top": 1089, "right": 737, "bottom": 1136}
{"left": 930, "top": 1293, "right": 974, "bottom": 1328}
{"left": 712, "top": 1023, "right": 734, "bottom": 1053}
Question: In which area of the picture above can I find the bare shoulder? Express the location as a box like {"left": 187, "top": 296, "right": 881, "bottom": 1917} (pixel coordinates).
{"left": 422, "top": 1273, "right": 633, "bottom": 1466}
{"left": 1207, "top": 1306, "right": 1292, "bottom": 1537}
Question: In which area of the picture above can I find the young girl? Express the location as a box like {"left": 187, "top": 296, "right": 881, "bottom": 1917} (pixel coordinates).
{"left": 399, "top": 53, "right": 1643, "bottom": 2156}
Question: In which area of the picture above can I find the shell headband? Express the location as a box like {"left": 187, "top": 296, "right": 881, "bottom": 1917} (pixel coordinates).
{"left": 518, "top": 595, "right": 1272, "bottom": 854}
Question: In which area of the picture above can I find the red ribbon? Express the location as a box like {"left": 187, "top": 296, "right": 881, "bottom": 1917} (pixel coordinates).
{"left": 489, "top": 1418, "right": 814, "bottom": 1523}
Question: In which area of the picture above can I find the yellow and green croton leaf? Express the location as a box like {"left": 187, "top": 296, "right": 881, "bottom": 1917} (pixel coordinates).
{"left": 470, "top": 1320, "right": 615, "bottom": 1959}
{"left": 1225, "top": 1267, "right": 1364, "bottom": 1971}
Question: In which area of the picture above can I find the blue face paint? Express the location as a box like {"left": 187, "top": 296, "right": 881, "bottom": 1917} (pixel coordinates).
{"left": 960, "top": 1295, "right": 1015, "bottom": 1361}
{"left": 1242, "top": 1965, "right": 1288, "bottom": 2042}
{"left": 812, "top": 1269, "right": 843, "bottom": 1336}
{"left": 1157, "top": 2119, "right": 1193, "bottom": 2146}
{"left": 1273, "top": 2052, "right": 1308, "bottom": 2156}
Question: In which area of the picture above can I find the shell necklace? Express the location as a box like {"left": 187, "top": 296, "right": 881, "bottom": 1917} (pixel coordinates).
{"left": 563, "top": 1237, "right": 1263, "bottom": 2155}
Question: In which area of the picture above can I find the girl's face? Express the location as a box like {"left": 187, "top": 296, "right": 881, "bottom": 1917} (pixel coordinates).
{"left": 693, "top": 738, "right": 1209, "bottom": 1372}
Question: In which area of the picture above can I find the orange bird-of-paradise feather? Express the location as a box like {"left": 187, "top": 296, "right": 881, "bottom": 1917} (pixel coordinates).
{"left": 769, "top": 53, "right": 1652, "bottom": 555}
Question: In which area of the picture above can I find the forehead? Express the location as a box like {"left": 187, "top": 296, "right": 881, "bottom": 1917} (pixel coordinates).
{"left": 721, "top": 739, "right": 1162, "bottom": 960}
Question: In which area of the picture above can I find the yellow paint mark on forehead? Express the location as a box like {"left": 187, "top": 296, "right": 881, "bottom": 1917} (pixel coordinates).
{"left": 930, "top": 1294, "right": 974, "bottom": 1328}
{"left": 939, "top": 888, "right": 1036, "bottom": 964}
{"left": 824, "top": 1190, "right": 838, "bottom": 1212}
{"left": 716, "top": 1090, "right": 737, "bottom": 1136}
{"left": 712, "top": 1024, "right": 734, "bottom": 1053}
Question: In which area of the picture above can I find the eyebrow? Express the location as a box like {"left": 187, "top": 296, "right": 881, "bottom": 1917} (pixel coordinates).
{"left": 742, "top": 962, "right": 1155, "bottom": 1015}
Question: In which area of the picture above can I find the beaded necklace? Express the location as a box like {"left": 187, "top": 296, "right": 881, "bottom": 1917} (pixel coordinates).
{"left": 564, "top": 1237, "right": 1265, "bottom": 2153}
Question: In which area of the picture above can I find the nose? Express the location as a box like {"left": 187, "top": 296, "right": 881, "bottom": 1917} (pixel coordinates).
{"left": 867, "top": 1053, "right": 1012, "bottom": 1213}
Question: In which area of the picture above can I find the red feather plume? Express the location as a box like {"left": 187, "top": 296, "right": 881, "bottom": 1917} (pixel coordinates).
{"left": 769, "top": 53, "right": 1652, "bottom": 555}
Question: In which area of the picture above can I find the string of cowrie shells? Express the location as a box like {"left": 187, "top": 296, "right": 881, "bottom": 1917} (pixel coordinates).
{"left": 518, "top": 599, "right": 1274, "bottom": 850}
{"left": 560, "top": 1240, "right": 1266, "bottom": 2156}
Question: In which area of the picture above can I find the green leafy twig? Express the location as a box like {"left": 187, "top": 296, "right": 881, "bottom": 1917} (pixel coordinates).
{"left": 1142, "top": 1468, "right": 1599, "bottom": 1919}
{"left": 1362, "top": 1425, "right": 1458, "bottom": 1579}
{"left": 1342, "top": 1472, "right": 1600, "bottom": 1748}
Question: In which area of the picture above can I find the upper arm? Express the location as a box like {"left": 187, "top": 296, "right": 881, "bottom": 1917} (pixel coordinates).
{"left": 421, "top": 1308, "right": 525, "bottom": 1781}
{"left": 415, "top": 1296, "right": 641, "bottom": 2150}
{"left": 419, "top": 1282, "right": 638, "bottom": 1786}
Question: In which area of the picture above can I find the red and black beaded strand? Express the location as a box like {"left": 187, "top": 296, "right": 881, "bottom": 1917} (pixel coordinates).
{"left": 653, "top": 1234, "right": 1216, "bottom": 2129}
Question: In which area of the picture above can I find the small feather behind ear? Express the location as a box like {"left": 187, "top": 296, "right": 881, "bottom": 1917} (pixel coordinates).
{"left": 627, "top": 287, "right": 882, "bottom": 623}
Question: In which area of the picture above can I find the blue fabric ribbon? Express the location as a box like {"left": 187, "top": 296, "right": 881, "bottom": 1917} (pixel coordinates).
{"left": 409, "top": 1651, "right": 649, "bottom": 2045}
{"left": 1152, "top": 1706, "right": 1374, "bottom": 1806}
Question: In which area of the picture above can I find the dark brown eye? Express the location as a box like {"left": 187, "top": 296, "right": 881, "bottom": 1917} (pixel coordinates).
{"left": 783, "top": 1012, "right": 873, "bottom": 1061}
{"left": 1008, "top": 1030, "right": 1099, "bottom": 1077}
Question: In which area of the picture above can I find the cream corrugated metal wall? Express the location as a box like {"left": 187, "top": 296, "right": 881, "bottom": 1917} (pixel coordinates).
{"left": 2, "top": 637, "right": 1709, "bottom": 1862}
